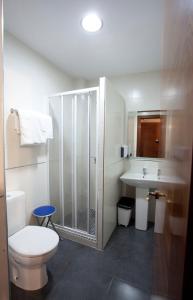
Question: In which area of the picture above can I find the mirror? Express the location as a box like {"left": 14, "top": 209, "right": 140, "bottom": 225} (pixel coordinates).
{"left": 128, "top": 111, "right": 166, "bottom": 158}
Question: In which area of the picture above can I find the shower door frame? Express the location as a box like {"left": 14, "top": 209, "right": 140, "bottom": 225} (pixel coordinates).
{"left": 49, "top": 87, "right": 100, "bottom": 247}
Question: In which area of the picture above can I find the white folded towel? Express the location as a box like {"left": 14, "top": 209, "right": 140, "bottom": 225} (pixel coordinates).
{"left": 37, "top": 112, "right": 53, "bottom": 140}
{"left": 17, "top": 109, "right": 53, "bottom": 146}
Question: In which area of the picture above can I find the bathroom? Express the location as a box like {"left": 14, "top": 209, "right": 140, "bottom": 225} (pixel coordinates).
{"left": 1, "top": 0, "right": 192, "bottom": 300}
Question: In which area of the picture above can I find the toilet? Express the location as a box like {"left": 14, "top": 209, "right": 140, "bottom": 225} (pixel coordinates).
{"left": 6, "top": 191, "right": 59, "bottom": 291}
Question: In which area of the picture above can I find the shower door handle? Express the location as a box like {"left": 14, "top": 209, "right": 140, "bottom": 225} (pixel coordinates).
{"left": 90, "top": 156, "right": 96, "bottom": 164}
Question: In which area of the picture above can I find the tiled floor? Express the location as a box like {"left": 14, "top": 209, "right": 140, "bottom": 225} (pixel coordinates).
{"left": 11, "top": 224, "right": 153, "bottom": 300}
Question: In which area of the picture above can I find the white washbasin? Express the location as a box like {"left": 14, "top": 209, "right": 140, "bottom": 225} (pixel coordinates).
{"left": 120, "top": 171, "right": 184, "bottom": 188}
{"left": 120, "top": 171, "right": 184, "bottom": 232}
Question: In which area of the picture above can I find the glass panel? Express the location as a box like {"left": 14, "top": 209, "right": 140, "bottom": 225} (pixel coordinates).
{"left": 49, "top": 96, "right": 62, "bottom": 225}
{"left": 89, "top": 91, "right": 97, "bottom": 235}
{"left": 76, "top": 93, "right": 89, "bottom": 232}
{"left": 63, "top": 95, "right": 74, "bottom": 228}
{"left": 49, "top": 90, "right": 97, "bottom": 237}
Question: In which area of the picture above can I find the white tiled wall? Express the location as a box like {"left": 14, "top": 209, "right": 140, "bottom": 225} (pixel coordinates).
{"left": 127, "top": 158, "right": 160, "bottom": 175}
{"left": 126, "top": 157, "right": 175, "bottom": 177}
{"left": 88, "top": 71, "right": 161, "bottom": 112}
{"left": 5, "top": 163, "right": 49, "bottom": 223}
{"left": 102, "top": 78, "right": 125, "bottom": 248}
{"left": 103, "top": 160, "right": 125, "bottom": 245}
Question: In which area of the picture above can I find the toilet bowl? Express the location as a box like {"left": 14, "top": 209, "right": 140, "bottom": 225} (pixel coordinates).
{"left": 6, "top": 191, "right": 59, "bottom": 291}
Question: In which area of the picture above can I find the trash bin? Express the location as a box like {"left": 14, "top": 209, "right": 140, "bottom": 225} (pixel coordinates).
{"left": 117, "top": 197, "right": 135, "bottom": 227}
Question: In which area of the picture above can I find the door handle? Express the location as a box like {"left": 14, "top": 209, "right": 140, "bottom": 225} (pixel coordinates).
{"left": 147, "top": 191, "right": 167, "bottom": 200}
{"left": 166, "top": 199, "right": 175, "bottom": 204}
{"left": 90, "top": 156, "right": 96, "bottom": 164}
{"left": 146, "top": 192, "right": 174, "bottom": 205}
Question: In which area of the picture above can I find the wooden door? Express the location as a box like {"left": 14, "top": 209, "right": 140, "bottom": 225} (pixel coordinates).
{"left": 137, "top": 116, "right": 161, "bottom": 158}
{"left": 152, "top": 0, "right": 193, "bottom": 299}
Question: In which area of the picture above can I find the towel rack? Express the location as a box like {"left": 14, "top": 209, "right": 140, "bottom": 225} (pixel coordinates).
{"left": 10, "top": 108, "right": 20, "bottom": 134}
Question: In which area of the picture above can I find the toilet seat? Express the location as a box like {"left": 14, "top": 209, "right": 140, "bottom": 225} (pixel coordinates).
{"left": 8, "top": 225, "right": 59, "bottom": 257}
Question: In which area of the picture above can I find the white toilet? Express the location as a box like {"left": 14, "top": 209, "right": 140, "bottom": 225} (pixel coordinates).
{"left": 6, "top": 191, "right": 59, "bottom": 291}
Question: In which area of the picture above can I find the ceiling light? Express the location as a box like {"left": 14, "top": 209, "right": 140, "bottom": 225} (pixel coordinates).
{"left": 81, "top": 14, "right": 103, "bottom": 32}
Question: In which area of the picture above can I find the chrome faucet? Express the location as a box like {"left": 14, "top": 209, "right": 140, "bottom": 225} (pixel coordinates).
{"left": 157, "top": 168, "right": 161, "bottom": 178}
{"left": 142, "top": 167, "right": 147, "bottom": 178}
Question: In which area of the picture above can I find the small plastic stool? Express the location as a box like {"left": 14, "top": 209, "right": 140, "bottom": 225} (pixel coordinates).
{"left": 33, "top": 205, "right": 62, "bottom": 240}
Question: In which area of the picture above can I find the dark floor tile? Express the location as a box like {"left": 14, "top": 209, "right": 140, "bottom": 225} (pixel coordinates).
{"left": 105, "top": 278, "right": 150, "bottom": 300}
{"left": 11, "top": 225, "right": 153, "bottom": 300}
{"left": 46, "top": 272, "right": 111, "bottom": 300}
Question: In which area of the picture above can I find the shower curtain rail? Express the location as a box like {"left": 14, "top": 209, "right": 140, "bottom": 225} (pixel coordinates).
{"left": 48, "top": 87, "right": 99, "bottom": 98}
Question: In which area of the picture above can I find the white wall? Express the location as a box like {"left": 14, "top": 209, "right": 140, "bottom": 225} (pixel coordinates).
{"left": 99, "top": 72, "right": 161, "bottom": 227}
{"left": 4, "top": 32, "right": 162, "bottom": 239}
{"left": 110, "top": 71, "right": 161, "bottom": 111}
{"left": 89, "top": 71, "right": 161, "bottom": 112}
{"left": 102, "top": 78, "right": 125, "bottom": 248}
{"left": 4, "top": 32, "right": 78, "bottom": 223}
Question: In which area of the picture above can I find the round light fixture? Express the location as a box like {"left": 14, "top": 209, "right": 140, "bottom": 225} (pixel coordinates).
{"left": 81, "top": 13, "right": 103, "bottom": 32}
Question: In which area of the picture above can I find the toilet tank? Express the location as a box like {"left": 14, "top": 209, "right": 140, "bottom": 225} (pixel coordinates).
{"left": 6, "top": 191, "right": 26, "bottom": 236}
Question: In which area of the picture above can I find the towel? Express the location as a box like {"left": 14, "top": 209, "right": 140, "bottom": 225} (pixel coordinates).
{"left": 37, "top": 112, "right": 53, "bottom": 140}
{"left": 17, "top": 109, "right": 53, "bottom": 146}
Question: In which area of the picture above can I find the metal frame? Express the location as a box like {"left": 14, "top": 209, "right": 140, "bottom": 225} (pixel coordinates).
{"left": 52, "top": 224, "right": 97, "bottom": 249}
{"left": 60, "top": 96, "right": 64, "bottom": 227}
{"left": 49, "top": 86, "right": 98, "bottom": 98}
{"left": 87, "top": 92, "right": 90, "bottom": 233}
{"left": 73, "top": 94, "right": 78, "bottom": 229}
{"left": 96, "top": 78, "right": 105, "bottom": 250}
{"left": 95, "top": 88, "right": 100, "bottom": 245}
{"left": 55, "top": 223, "right": 97, "bottom": 241}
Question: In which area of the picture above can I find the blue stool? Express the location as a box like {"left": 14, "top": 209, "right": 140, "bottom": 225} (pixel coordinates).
{"left": 33, "top": 205, "right": 62, "bottom": 240}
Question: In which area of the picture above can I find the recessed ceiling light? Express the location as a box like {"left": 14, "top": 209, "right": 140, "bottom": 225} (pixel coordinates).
{"left": 81, "top": 14, "right": 103, "bottom": 32}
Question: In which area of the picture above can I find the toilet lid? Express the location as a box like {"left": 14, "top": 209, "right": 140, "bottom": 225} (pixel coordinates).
{"left": 8, "top": 225, "right": 59, "bottom": 257}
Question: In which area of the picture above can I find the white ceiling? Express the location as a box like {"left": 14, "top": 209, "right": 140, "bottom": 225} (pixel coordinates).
{"left": 4, "top": 0, "right": 164, "bottom": 80}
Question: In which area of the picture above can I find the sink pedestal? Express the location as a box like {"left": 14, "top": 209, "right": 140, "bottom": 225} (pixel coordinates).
{"left": 154, "top": 197, "right": 166, "bottom": 233}
{"left": 135, "top": 187, "right": 149, "bottom": 231}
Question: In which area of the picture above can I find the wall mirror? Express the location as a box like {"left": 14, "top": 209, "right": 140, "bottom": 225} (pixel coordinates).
{"left": 128, "top": 110, "right": 167, "bottom": 158}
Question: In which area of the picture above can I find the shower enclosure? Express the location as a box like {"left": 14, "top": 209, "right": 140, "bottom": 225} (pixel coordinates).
{"left": 48, "top": 78, "right": 125, "bottom": 249}
{"left": 49, "top": 87, "right": 98, "bottom": 244}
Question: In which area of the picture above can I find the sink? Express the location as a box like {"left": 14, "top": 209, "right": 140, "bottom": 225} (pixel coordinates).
{"left": 120, "top": 171, "right": 183, "bottom": 189}
{"left": 120, "top": 171, "right": 184, "bottom": 231}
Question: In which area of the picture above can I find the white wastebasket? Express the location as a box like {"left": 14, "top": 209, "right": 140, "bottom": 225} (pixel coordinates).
{"left": 117, "top": 197, "right": 134, "bottom": 227}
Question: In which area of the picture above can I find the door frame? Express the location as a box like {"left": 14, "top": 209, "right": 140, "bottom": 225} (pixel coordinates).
{"left": 0, "top": 0, "right": 10, "bottom": 299}
{"left": 182, "top": 150, "right": 193, "bottom": 298}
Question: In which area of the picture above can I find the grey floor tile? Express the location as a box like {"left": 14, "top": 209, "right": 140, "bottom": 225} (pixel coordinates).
{"left": 11, "top": 224, "right": 153, "bottom": 300}
{"left": 105, "top": 278, "right": 150, "bottom": 300}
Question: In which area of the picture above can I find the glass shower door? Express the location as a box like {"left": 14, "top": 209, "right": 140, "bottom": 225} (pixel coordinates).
{"left": 63, "top": 95, "right": 74, "bottom": 228}
{"left": 72, "top": 91, "right": 97, "bottom": 235}
{"left": 49, "top": 89, "right": 97, "bottom": 237}
{"left": 76, "top": 93, "right": 89, "bottom": 232}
